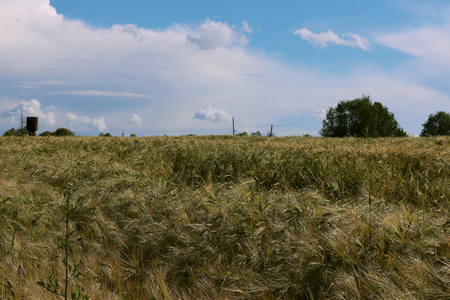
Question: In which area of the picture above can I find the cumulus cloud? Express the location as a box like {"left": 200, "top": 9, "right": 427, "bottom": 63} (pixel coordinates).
{"left": 2, "top": 99, "right": 56, "bottom": 126}
{"left": 1, "top": 0, "right": 449, "bottom": 137}
{"left": 193, "top": 106, "right": 232, "bottom": 122}
{"left": 129, "top": 114, "right": 143, "bottom": 126}
{"left": 112, "top": 24, "right": 144, "bottom": 42}
{"left": 67, "top": 113, "right": 107, "bottom": 132}
{"left": 294, "top": 28, "right": 373, "bottom": 50}
{"left": 187, "top": 19, "right": 250, "bottom": 50}
{"left": 0, "top": 98, "right": 110, "bottom": 133}
{"left": 92, "top": 117, "right": 107, "bottom": 132}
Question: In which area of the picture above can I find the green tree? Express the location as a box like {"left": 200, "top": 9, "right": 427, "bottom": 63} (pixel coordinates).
{"left": 53, "top": 128, "right": 75, "bottom": 137}
{"left": 39, "top": 131, "right": 53, "bottom": 137}
{"left": 421, "top": 111, "right": 450, "bottom": 137}
{"left": 3, "top": 127, "right": 28, "bottom": 136}
{"left": 3, "top": 128, "right": 18, "bottom": 136}
{"left": 320, "top": 96, "right": 407, "bottom": 137}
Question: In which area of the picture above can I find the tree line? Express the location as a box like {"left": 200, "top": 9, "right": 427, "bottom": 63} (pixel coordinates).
{"left": 3, "top": 96, "right": 450, "bottom": 137}
{"left": 2, "top": 127, "right": 138, "bottom": 137}
{"left": 320, "top": 95, "right": 450, "bottom": 137}
{"left": 3, "top": 127, "right": 75, "bottom": 137}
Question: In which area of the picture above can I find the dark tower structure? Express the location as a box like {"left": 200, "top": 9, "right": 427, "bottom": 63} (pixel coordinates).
{"left": 26, "top": 117, "right": 38, "bottom": 136}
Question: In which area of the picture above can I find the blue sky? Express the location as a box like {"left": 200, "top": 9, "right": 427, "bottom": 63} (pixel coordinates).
{"left": 1, "top": 0, "right": 450, "bottom": 136}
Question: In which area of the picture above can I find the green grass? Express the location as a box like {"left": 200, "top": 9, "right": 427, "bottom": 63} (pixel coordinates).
{"left": 0, "top": 136, "right": 449, "bottom": 299}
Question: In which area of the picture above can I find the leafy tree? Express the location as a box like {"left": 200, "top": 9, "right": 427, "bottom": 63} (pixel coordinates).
{"left": 3, "top": 128, "right": 18, "bottom": 136}
{"left": 3, "top": 127, "right": 28, "bottom": 136}
{"left": 251, "top": 131, "right": 262, "bottom": 136}
{"left": 421, "top": 111, "right": 450, "bottom": 137}
{"left": 39, "top": 131, "right": 53, "bottom": 137}
{"left": 320, "top": 95, "right": 407, "bottom": 137}
{"left": 53, "top": 128, "right": 75, "bottom": 137}
{"left": 130, "top": 133, "right": 137, "bottom": 137}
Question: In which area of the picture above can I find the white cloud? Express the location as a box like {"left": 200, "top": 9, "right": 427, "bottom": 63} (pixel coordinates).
{"left": 0, "top": 98, "right": 109, "bottom": 133}
{"left": 112, "top": 24, "right": 144, "bottom": 42}
{"left": 67, "top": 113, "right": 90, "bottom": 124}
{"left": 187, "top": 19, "right": 250, "bottom": 50}
{"left": 48, "top": 90, "right": 147, "bottom": 98}
{"left": 377, "top": 24, "right": 450, "bottom": 64}
{"left": 242, "top": 21, "right": 253, "bottom": 34}
{"left": 194, "top": 106, "right": 232, "bottom": 122}
{"left": 129, "top": 114, "right": 143, "bottom": 126}
{"left": 0, "top": 0, "right": 449, "bottom": 137}
{"left": 92, "top": 117, "right": 107, "bottom": 132}
{"left": 2, "top": 99, "right": 57, "bottom": 127}
{"left": 67, "top": 113, "right": 108, "bottom": 132}
{"left": 294, "top": 28, "right": 373, "bottom": 50}
{"left": 314, "top": 110, "right": 327, "bottom": 122}
{"left": 21, "top": 80, "right": 75, "bottom": 86}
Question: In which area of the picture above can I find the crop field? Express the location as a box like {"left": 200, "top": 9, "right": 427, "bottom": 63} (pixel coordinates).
{"left": 0, "top": 136, "right": 449, "bottom": 299}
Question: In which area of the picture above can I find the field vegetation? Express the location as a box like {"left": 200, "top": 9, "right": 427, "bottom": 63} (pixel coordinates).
{"left": 0, "top": 136, "right": 449, "bottom": 299}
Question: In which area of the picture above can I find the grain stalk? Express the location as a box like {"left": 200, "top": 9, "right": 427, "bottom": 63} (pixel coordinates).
{"left": 37, "top": 189, "right": 89, "bottom": 300}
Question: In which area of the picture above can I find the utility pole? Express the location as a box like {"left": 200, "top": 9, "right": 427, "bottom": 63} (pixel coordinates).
{"left": 270, "top": 124, "right": 273, "bottom": 136}
{"left": 232, "top": 117, "right": 235, "bottom": 135}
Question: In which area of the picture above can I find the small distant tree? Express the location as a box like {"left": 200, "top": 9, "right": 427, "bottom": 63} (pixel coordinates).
{"left": 251, "top": 131, "right": 262, "bottom": 136}
{"left": 3, "top": 128, "right": 18, "bottom": 136}
{"left": 130, "top": 133, "right": 137, "bottom": 137}
{"left": 320, "top": 95, "right": 407, "bottom": 137}
{"left": 39, "top": 131, "right": 53, "bottom": 137}
{"left": 238, "top": 132, "right": 248, "bottom": 136}
{"left": 420, "top": 111, "right": 450, "bottom": 137}
{"left": 3, "top": 127, "right": 28, "bottom": 136}
{"left": 53, "top": 128, "right": 75, "bottom": 137}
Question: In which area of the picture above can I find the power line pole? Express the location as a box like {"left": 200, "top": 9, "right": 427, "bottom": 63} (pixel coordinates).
{"left": 270, "top": 124, "right": 273, "bottom": 136}
{"left": 232, "top": 117, "right": 235, "bottom": 135}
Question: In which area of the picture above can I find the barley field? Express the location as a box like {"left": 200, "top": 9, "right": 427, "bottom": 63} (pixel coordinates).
{"left": 0, "top": 136, "right": 449, "bottom": 299}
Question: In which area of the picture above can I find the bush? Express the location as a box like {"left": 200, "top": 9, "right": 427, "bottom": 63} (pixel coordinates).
{"left": 53, "top": 128, "right": 75, "bottom": 137}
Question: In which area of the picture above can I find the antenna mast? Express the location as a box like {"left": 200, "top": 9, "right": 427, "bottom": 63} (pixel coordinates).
{"left": 19, "top": 110, "right": 26, "bottom": 130}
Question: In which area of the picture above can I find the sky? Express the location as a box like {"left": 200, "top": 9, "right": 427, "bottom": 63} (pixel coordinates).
{"left": 1, "top": 0, "right": 450, "bottom": 136}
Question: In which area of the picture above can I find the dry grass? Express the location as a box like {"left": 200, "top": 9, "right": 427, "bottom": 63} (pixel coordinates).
{"left": 0, "top": 135, "right": 449, "bottom": 299}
